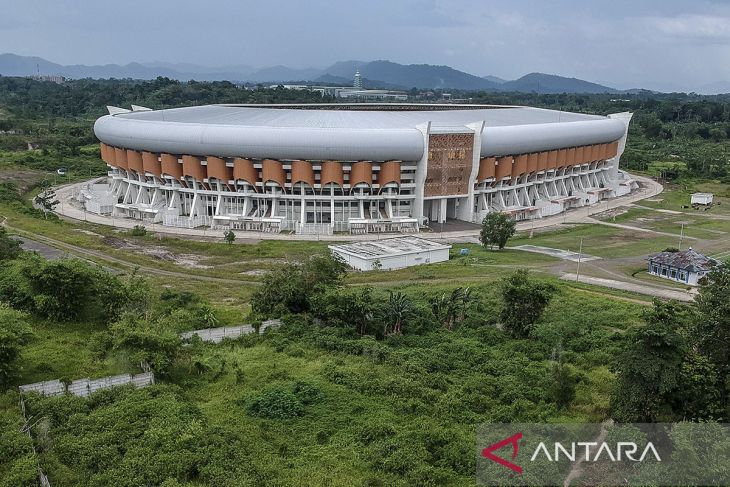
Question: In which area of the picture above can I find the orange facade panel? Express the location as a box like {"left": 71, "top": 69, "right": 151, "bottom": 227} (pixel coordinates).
{"left": 590, "top": 144, "right": 600, "bottom": 162}
{"left": 527, "top": 153, "right": 539, "bottom": 174}
{"left": 599, "top": 143, "right": 609, "bottom": 160}
{"left": 233, "top": 158, "right": 258, "bottom": 189}
{"left": 556, "top": 149, "right": 567, "bottom": 168}
{"left": 291, "top": 160, "right": 315, "bottom": 187}
{"left": 262, "top": 159, "right": 286, "bottom": 188}
{"left": 160, "top": 153, "right": 182, "bottom": 179}
{"left": 477, "top": 157, "right": 496, "bottom": 181}
{"left": 587, "top": 145, "right": 596, "bottom": 163}
{"left": 142, "top": 152, "right": 161, "bottom": 177}
{"left": 100, "top": 143, "right": 115, "bottom": 166}
{"left": 566, "top": 147, "right": 576, "bottom": 167}
{"left": 127, "top": 150, "right": 144, "bottom": 174}
{"left": 206, "top": 156, "right": 233, "bottom": 182}
{"left": 377, "top": 160, "right": 401, "bottom": 188}
{"left": 537, "top": 151, "right": 549, "bottom": 171}
{"left": 548, "top": 150, "right": 559, "bottom": 169}
{"left": 512, "top": 154, "right": 528, "bottom": 178}
{"left": 495, "top": 156, "right": 513, "bottom": 180}
{"left": 320, "top": 161, "right": 344, "bottom": 187}
{"left": 114, "top": 148, "right": 128, "bottom": 170}
{"left": 182, "top": 155, "right": 205, "bottom": 180}
{"left": 575, "top": 146, "right": 585, "bottom": 165}
{"left": 349, "top": 161, "right": 373, "bottom": 187}
{"left": 606, "top": 141, "right": 619, "bottom": 159}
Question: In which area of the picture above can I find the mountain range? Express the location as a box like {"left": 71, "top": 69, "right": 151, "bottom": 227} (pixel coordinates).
{"left": 1, "top": 52, "right": 721, "bottom": 94}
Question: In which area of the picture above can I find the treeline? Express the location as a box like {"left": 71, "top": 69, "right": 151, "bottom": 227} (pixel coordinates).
{"left": 0, "top": 76, "right": 330, "bottom": 152}
{"left": 2, "top": 75, "right": 730, "bottom": 178}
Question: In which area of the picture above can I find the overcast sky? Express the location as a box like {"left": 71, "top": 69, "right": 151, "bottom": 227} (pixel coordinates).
{"left": 2, "top": 0, "right": 730, "bottom": 92}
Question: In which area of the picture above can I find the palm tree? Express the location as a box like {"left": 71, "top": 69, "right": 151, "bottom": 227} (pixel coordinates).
{"left": 430, "top": 287, "right": 474, "bottom": 331}
{"left": 198, "top": 305, "right": 219, "bottom": 328}
{"left": 385, "top": 290, "right": 412, "bottom": 335}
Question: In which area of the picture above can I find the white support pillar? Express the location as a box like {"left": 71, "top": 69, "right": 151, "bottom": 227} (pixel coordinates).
{"left": 412, "top": 122, "right": 431, "bottom": 223}
{"left": 607, "top": 112, "right": 634, "bottom": 180}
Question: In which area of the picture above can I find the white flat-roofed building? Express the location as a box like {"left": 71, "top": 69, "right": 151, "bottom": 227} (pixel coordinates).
{"left": 329, "top": 236, "right": 451, "bottom": 271}
{"left": 691, "top": 193, "right": 713, "bottom": 205}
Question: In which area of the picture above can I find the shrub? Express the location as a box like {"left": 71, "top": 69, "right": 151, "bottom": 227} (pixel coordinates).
{"left": 245, "top": 386, "right": 304, "bottom": 419}
{"left": 129, "top": 225, "right": 147, "bottom": 237}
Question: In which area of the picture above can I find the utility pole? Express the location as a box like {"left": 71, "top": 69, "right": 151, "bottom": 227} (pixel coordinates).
{"left": 575, "top": 237, "right": 584, "bottom": 282}
{"left": 678, "top": 223, "right": 685, "bottom": 251}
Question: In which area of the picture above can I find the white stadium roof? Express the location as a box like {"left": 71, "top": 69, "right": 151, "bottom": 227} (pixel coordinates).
{"left": 94, "top": 104, "right": 628, "bottom": 161}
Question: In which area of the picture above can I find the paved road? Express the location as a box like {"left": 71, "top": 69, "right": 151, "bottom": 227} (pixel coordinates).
{"left": 560, "top": 273, "right": 695, "bottom": 302}
{"left": 13, "top": 236, "right": 69, "bottom": 260}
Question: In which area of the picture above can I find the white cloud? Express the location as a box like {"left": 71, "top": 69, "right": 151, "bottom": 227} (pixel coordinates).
{"left": 641, "top": 14, "right": 730, "bottom": 41}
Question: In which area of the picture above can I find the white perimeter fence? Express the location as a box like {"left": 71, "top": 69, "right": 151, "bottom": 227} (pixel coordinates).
{"left": 19, "top": 372, "right": 155, "bottom": 398}
{"left": 180, "top": 319, "right": 281, "bottom": 343}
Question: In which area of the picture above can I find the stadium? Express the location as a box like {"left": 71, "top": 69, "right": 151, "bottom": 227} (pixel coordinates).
{"left": 92, "top": 104, "right": 634, "bottom": 235}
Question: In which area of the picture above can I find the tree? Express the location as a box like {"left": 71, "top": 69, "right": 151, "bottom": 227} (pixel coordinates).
{"left": 0, "top": 227, "right": 21, "bottom": 261}
{"left": 0, "top": 306, "right": 32, "bottom": 389}
{"left": 34, "top": 188, "right": 59, "bottom": 218}
{"left": 111, "top": 315, "right": 182, "bottom": 374}
{"left": 223, "top": 230, "right": 235, "bottom": 245}
{"left": 0, "top": 254, "right": 148, "bottom": 322}
{"left": 690, "top": 265, "right": 730, "bottom": 417}
{"left": 312, "top": 286, "right": 377, "bottom": 335}
{"left": 550, "top": 345, "right": 576, "bottom": 410}
{"left": 610, "top": 300, "right": 688, "bottom": 422}
{"left": 430, "top": 287, "right": 474, "bottom": 331}
{"left": 383, "top": 291, "right": 413, "bottom": 336}
{"left": 479, "top": 212, "right": 516, "bottom": 250}
{"left": 499, "top": 269, "right": 555, "bottom": 338}
{"left": 251, "top": 253, "right": 348, "bottom": 317}
{"left": 197, "top": 305, "right": 219, "bottom": 328}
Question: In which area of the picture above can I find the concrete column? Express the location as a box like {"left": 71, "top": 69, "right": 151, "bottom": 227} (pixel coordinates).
{"left": 412, "top": 122, "right": 431, "bottom": 223}
{"left": 457, "top": 121, "right": 485, "bottom": 222}
{"left": 607, "top": 112, "right": 633, "bottom": 179}
{"left": 439, "top": 198, "right": 447, "bottom": 223}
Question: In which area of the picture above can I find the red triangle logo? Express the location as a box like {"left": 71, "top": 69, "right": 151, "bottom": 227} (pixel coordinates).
{"left": 481, "top": 432, "right": 523, "bottom": 474}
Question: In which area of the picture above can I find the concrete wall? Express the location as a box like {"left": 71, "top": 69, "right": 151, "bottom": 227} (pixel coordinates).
{"left": 335, "top": 247, "right": 450, "bottom": 271}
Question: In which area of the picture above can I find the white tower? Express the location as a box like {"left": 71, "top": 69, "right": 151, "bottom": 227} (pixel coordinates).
{"left": 354, "top": 70, "right": 363, "bottom": 89}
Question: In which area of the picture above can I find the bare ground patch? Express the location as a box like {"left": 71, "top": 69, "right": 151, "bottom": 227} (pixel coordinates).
{"left": 101, "top": 236, "right": 213, "bottom": 269}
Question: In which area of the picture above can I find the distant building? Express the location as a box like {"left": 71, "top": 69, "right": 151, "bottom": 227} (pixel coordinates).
{"left": 647, "top": 248, "right": 718, "bottom": 286}
{"left": 337, "top": 89, "right": 408, "bottom": 101}
{"left": 27, "top": 74, "right": 66, "bottom": 84}
{"left": 691, "top": 193, "right": 713, "bottom": 206}
{"left": 354, "top": 70, "right": 363, "bottom": 89}
{"left": 329, "top": 236, "right": 451, "bottom": 271}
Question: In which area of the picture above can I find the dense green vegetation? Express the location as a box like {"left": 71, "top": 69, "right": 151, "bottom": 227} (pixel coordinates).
{"left": 1, "top": 77, "right": 729, "bottom": 485}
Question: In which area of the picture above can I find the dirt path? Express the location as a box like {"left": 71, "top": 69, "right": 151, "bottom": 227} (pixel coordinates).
{"left": 563, "top": 421, "right": 613, "bottom": 487}
{"left": 2, "top": 220, "right": 257, "bottom": 285}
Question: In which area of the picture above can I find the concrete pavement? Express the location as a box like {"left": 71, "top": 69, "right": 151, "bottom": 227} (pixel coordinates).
{"left": 52, "top": 174, "right": 663, "bottom": 243}
{"left": 560, "top": 273, "right": 695, "bottom": 302}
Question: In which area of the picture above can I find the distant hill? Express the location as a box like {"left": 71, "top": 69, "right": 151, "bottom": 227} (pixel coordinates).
{"left": 0, "top": 53, "right": 252, "bottom": 82}
{"left": 0, "top": 52, "right": 677, "bottom": 93}
{"left": 697, "top": 80, "right": 730, "bottom": 95}
{"left": 322, "top": 60, "right": 501, "bottom": 91}
{"left": 482, "top": 75, "right": 506, "bottom": 84}
{"left": 500, "top": 72, "right": 618, "bottom": 94}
